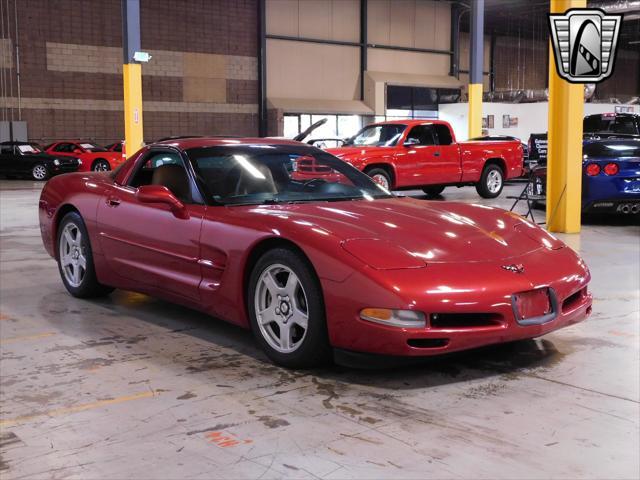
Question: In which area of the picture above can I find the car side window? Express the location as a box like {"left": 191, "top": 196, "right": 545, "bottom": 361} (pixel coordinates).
{"left": 0, "top": 144, "right": 13, "bottom": 155}
{"left": 433, "top": 125, "right": 453, "bottom": 145}
{"left": 54, "top": 143, "right": 73, "bottom": 153}
{"left": 129, "top": 151, "right": 193, "bottom": 204}
{"left": 406, "top": 125, "right": 436, "bottom": 146}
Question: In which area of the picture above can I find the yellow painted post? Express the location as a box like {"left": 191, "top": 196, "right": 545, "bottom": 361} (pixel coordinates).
{"left": 546, "top": 0, "right": 586, "bottom": 233}
{"left": 468, "top": 0, "right": 484, "bottom": 140}
{"left": 122, "top": 63, "right": 144, "bottom": 158}
{"left": 468, "top": 84, "right": 483, "bottom": 139}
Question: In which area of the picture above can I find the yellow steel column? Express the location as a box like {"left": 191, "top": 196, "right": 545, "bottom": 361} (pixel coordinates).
{"left": 468, "top": 84, "right": 483, "bottom": 139}
{"left": 467, "top": 0, "right": 484, "bottom": 139}
{"left": 122, "top": 63, "right": 143, "bottom": 158}
{"left": 546, "top": 0, "right": 586, "bottom": 233}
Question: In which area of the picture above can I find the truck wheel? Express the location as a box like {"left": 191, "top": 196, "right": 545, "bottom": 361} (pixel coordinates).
{"left": 476, "top": 164, "right": 504, "bottom": 198}
{"left": 422, "top": 186, "right": 445, "bottom": 198}
{"left": 365, "top": 168, "right": 391, "bottom": 190}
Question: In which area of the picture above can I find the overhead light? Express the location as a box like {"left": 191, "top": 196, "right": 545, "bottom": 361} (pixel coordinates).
{"left": 133, "top": 51, "right": 152, "bottom": 62}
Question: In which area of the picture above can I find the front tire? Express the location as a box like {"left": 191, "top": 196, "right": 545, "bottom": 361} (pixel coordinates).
{"left": 32, "top": 164, "right": 49, "bottom": 181}
{"left": 57, "top": 212, "right": 114, "bottom": 298}
{"left": 248, "top": 248, "right": 330, "bottom": 368}
{"left": 422, "top": 185, "right": 445, "bottom": 197}
{"left": 365, "top": 168, "right": 392, "bottom": 190}
{"left": 92, "top": 159, "right": 111, "bottom": 172}
{"left": 476, "top": 164, "right": 504, "bottom": 198}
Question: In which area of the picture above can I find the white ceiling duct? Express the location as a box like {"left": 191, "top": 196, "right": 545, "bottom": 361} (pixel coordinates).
{"left": 588, "top": 0, "right": 640, "bottom": 20}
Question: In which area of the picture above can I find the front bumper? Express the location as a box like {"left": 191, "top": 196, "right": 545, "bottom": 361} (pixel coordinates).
{"left": 324, "top": 246, "right": 592, "bottom": 357}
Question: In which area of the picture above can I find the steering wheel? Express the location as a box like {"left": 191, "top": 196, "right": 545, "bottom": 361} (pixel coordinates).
{"left": 301, "top": 178, "right": 327, "bottom": 190}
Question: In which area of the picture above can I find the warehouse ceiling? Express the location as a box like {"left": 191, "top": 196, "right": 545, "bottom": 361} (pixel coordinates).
{"left": 457, "top": 0, "right": 640, "bottom": 50}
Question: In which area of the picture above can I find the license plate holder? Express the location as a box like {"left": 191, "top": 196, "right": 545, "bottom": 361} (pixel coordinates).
{"left": 512, "top": 288, "right": 557, "bottom": 326}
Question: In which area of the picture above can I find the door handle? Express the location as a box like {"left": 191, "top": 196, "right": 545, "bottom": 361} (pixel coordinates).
{"left": 433, "top": 151, "right": 441, "bottom": 157}
{"left": 106, "top": 196, "right": 121, "bottom": 207}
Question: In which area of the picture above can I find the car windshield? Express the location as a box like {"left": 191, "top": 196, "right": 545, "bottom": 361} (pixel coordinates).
{"left": 17, "top": 144, "right": 43, "bottom": 154}
{"left": 186, "top": 145, "right": 393, "bottom": 205}
{"left": 344, "top": 124, "right": 406, "bottom": 147}
{"left": 80, "top": 143, "right": 107, "bottom": 152}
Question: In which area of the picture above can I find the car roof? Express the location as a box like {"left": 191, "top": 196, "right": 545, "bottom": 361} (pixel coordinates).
{"left": 153, "top": 136, "right": 306, "bottom": 150}
{"left": 368, "top": 119, "right": 449, "bottom": 126}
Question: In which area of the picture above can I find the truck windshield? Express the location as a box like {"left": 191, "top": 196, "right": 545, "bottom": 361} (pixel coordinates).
{"left": 186, "top": 145, "right": 394, "bottom": 206}
{"left": 345, "top": 124, "right": 406, "bottom": 147}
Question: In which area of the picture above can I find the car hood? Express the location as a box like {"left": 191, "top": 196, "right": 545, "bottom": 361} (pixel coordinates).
{"left": 243, "top": 197, "right": 559, "bottom": 265}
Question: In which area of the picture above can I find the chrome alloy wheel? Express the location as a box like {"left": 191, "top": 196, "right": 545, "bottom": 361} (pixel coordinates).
{"left": 93, "top": 161, "right": 109, "bottom": 172}
{"left": 59, "top": 223, "right": 87, "bottom": 288}
{"left": 32, "top": 165, "right": 47, "bottom": 180}
{"left": 254, "top": 264, "right": 309, "bottom": 353}
{"left": 372, "top": 174, "right": 390, "bottom": 190}
{"left": 487, "top": 169, "right": 503, "bottom": 193}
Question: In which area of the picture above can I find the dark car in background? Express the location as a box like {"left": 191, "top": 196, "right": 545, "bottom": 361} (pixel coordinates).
{"left": 528, "top": 113, "right": 640, "bottom": 164}
{"left": 528, "top": 138, "right": 640, "bottom": 215}
{"left": 0, "top": 141, "right": 81, "bottom": 180}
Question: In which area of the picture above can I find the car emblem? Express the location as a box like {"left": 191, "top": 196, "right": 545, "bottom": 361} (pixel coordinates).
{"left": 548, "top": 8, "right": 622, "bottom": 83}
{"left": 502, "top": 264, "right": 525, "bottom": 274}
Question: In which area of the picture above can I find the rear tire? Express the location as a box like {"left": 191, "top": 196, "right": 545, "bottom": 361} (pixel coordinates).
{"left": 248, "top": 248, "right": 331, "bottom": 368}
{"left": 365, "top": 168, "right": 392, "bottom": 190}
{"left": 32, "top": 164, "right": 49, "bottom": 181}
{"left": 476, "top": 164, "right": 504, "bottom": 198}
{"left": 422, "top": 185, "right": 445, "bottom": 197}
{"left": 57, "top": 212, "right": 114, "bottom": 298}
{"left": 92, "top": 159, "right": 111, "bottom": 172}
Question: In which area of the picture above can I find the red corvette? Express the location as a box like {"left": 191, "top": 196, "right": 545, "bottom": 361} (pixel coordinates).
{"left": 45, "top": 141, "right": 124, "bottom": 172}
{"left": 39, "top": 138, "right": 592, "bottom": 367}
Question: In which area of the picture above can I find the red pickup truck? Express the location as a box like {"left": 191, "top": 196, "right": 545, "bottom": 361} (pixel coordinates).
{"left": 326, "top": 120, "right": 524, "bottom": 198}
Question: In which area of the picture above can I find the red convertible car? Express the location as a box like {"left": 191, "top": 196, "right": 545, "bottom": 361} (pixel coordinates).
{"left": 45, "top": 141, "right": 124, "bottom": 172}
{"left": 39, "top": 138, "right": 592, "bottom": 368}
{"left": 327, "top": 120, "right": 523, "bottom": 198}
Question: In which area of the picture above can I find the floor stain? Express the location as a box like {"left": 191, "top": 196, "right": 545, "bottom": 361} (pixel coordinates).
{"left": 256, "top": 415, "right": 290, "bottom": 429}
{"left": 177, "top": 391, "right": 197, "bottom": 400}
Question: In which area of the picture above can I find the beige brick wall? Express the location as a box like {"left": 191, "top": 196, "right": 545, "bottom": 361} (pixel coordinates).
{"left": 46, "top": 42, "right": 256, "bottom": 81}
{"left": 1, "top": 38, "right": 13, "bottom": 69}
{"left": 3, "top": 97, "right": 258, "bottom": 114}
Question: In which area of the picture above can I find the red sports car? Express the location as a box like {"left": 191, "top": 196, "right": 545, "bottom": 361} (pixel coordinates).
{"left": 45, "top": 141, "right": 124, "bottom": 172}
{"left": 38, "top": 138, "right": 592, "bottom": 368}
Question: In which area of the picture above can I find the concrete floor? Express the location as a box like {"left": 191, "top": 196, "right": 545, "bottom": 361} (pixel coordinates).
{"left": 1, "top": 179, "right": 638, "bottom": 479}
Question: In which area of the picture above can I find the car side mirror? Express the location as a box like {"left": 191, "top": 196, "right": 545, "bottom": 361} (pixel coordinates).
{"left": 73, "top": 148, "right": 83, "bottom": 154}
{"left": 403, "top": 138, "right": 420, "bottom": 147}
{"left": 136, "top": 185, "right": 189, "bottom": 219}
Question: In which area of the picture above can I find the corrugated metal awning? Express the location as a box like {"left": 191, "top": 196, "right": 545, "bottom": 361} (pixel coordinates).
{"left": 268, "top": 98, "right": 374, "bottom": 115}
{"left": 366, "top": 71, "right": 463, "bottom": 89}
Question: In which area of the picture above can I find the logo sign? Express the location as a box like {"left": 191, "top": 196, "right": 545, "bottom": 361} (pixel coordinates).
{"left": 502, "top": 264, "right": 525, "bottom": 274}
{"left": 548, "top": 8, "right": 622, "bottom": 83}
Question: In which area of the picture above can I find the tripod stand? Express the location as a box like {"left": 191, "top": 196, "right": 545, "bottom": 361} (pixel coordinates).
{"left": 507, "top": 171, "right": 545, "bottom": 224}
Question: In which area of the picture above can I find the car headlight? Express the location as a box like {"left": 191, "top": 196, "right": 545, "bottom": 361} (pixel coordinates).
{"left": 360, "top": 308, "right": 426, "bottom": 328}
{"left": 53, "top": 159, "right": 60, "bottom": 166}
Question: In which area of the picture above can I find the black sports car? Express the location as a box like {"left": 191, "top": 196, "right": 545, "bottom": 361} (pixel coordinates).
{"left": 0, "top": 142, "right": 81, "bottom": 180}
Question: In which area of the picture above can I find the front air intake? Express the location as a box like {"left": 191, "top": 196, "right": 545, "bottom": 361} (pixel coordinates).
{"left": 430, "top": 313, "right": 504, "bottom": 328}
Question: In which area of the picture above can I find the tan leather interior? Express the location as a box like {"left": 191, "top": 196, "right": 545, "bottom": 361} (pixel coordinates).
{"left": 235, "top": 164, "right": 277, "bottom": 196}
{"left": 151, "top": 164, "right": 191, "bottom": 202}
